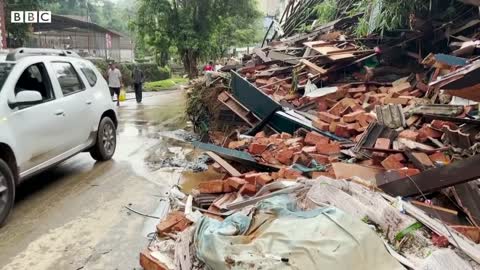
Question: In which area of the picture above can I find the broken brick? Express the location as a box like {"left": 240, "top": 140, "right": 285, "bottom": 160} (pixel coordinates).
{"left": 228, "top": 140, "right": 248, "bottom": 149}
{"left": 248, "top": 143, "right": 268, "bottom": 155}
{"left": 245, "top": 173, "right": 262, "bottom": 185}
{"left": 393, "top": 168, "right": 421, "bottom": 177}
{"left": 310, "top": 153, "right": 329, "bottom": 165}
{"left": 280, "top": 132, "right": 292, "bottom": 139}
{"left": 223, "top": 181, "right": 234, "bottom": 193}
{"left": 318, "top": 111, "right": 340, "bottom": 123}
{"left": 256, "top": 174, "right": 273, "bottom": 185}
{"left": 255, "top": 131, "right": 266, "bottom": 138}
{"left": 239, "top": 183, "right": 257, "bottom": 195}
{"left": 302, "top": 146, "right": 317, "bottom": 153}
{"left": 304, "top": 131, "right": 329, "bottom": 145}
{"left": 280, "top": 167, "right": 303, "bottom": 180}
{"left": 198, "top": 180, "right": 225, "bottom": 193}
{"left": 156, "top": 211, "right": 188, "bottom": 236}
{"left": 140, "top": 249, "right": 169, "bottom": 270}
{"left": 429, "top": 152, "right": 450, "bottom": 164}
{"left": 375, "top": 138, "right": 391, "bottom": 150}
{"left": 261, "top": 150, "right": 280, "bottom": 165}
{"left": 383, "top": 97, "right": 410, "bottom": 105}
{"left": 398, "top": 130, "right": 419, "bottom": 141}
{"left": 275, "top": 149, "right": 294, "bottom": 164}
{"left": 431, "top": 120, "right": 458, "bottom": 130}
{"left": 312, "top": 118, "right": 330, "bottom": 131}
{"left": 226, "top": 177, "right": 247, "bottom": 189}
{"left": 381, "top": 154, "right": 405, "bottom": 170}
{"left": 315, "top": 143, "right": 341, "bottom": 155}
{"left": 418, "top": 125, "right": 443, "bottom": 142}
{"left": 334, "top": 124, "right": 350, "bottom": 138}
{"left": 343, "top": 110, "right": 364, "bottom": 123}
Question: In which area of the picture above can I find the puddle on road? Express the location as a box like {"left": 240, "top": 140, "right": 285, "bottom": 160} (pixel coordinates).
{"left": 179, "top": 166, "right": 225, "bottom": 193}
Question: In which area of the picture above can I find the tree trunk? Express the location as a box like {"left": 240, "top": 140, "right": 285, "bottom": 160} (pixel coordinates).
{"left": 182, "top": 49, "right": 199, "bottom": 79}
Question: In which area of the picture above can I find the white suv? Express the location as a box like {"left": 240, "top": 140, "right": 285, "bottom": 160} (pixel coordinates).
{"left": 0, "top": 48, "right": 117, "bottom": 226}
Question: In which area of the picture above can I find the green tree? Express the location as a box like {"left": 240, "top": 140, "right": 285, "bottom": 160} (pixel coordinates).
{"left": 133, "top": 0, "right": 260, "bottom": 78}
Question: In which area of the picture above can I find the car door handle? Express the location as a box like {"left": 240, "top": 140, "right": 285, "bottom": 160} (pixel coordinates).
{"left": 54, "top": 110, "right": 65, "bottom": 116}
{"left": 86, "top": 100, "right": 92, "bottom": 105}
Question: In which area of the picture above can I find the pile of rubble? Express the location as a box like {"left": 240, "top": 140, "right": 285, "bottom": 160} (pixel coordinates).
{"left": 141, "top": 1, "right": 480, "bottom": 269}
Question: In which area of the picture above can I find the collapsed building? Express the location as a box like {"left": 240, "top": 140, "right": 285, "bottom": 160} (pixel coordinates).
{"left": 140, "top": 1, "right": 480, "bottom": 269}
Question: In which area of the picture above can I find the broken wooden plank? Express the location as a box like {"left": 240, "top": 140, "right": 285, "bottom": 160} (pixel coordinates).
{"left": 377, "top": 154, "right": 480, "bottom": 197}
{"left": 205, "top": 151, "right": 241, "bottom": 177}
{"left": 411, "top": 200, "right": 461, "bottom": 225}
{"left": 299, "top": 59, "right": 327, "bottom": 75}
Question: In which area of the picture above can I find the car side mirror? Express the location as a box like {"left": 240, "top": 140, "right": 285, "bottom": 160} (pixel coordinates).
{"left": 9, "top": 90, "right": 43, "bottom": 109}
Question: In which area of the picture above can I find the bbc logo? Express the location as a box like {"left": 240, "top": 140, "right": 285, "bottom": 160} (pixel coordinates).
{"left": 11, "top": 11, "right": 51, "bottom": 23}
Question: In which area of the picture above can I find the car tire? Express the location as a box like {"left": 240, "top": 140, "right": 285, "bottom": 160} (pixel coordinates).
{"left": 0, "top": 159, "right": 15, "bottom": 227}
{"left": 90, "top": 117, "right": 117, "bottom": 161}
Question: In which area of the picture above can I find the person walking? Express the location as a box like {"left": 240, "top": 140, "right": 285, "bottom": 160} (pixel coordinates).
{"left": 107, "top": 63, "right": 122, "bottom": 106}
{"left": 132, "top": 65, "right": 145, "bottom": 103}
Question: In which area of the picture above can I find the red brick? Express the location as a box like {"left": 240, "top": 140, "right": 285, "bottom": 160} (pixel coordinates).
{"left": 280, "top": 132, "right": 292, "bottom": 139}
{"left": 256, "top": 174, "right": 273, "bottom": 185}
{"left": 140, "top": 249, "right": 169, "bottom": 270}
{"left": 304, "top": 131, "right": 329, "bottom": 145}
{"left": 393, "top": 168, "right": 421, "bottom": 177}
{"left": 343, "top": 110, "right": 364, "bottom": 123}
{"left": 226, "top": 177, "right": 247, "bottom": 189}
{"left": 281, "top": 168, "right": 303, "bottom": 180}
{"left": 360, "top": 159, "right": 376, "bottom": 166}
{"left": 375, "top": 138, "right": 391, "bottom": 149}
{"left": 249, "top": 143, "right": 268, "bottom": 155}
{"left": 239, "top": 183, "right": 257, "bottom": 195}
{"left": 270, "top": 134, "right": 280, "bottom": 139}
{"left": 285, "top": 137, "right": 304, "bottom": 146}
{"left": 431, "top": 120, "right": 458, "bottom": 130}
{"left": 312, "top": 118, "right": 330, "bottom": 131}
{"left": 261, "top": 150, "right": 280, "bottom": 165}
{"left": 198, "top": 180, "right": 225, "bottom": 193}
{"left": 398, "top": 130, "right": 419, "bottom": 141}
{"left": 318, "top": 111, "right": 340, "bottom": 123}
{"left": 383, "top": 97, "right": 410, "bottom": 105}
{"left": 334, "top": 124, "right": 350, "bottom": 138}
{"left": 315, "top": 143, "right": 341, "bottom": 155}
{"left": 228, "top": 140, "right": 248, "bottom": 149}
{"left": 328, "top": 101, "right": 350, "bottom": 116}
{"left": 310, "top": 153, "right": 329, "bottom": 165}
{"left": 381, "top": 155, "right": 405, "bottom": 170}
{"left": 156, "top": 211, "right": 185, "bottom": 235}
{"left": 275, "top": 149, "right": 294, "bottom": 164}
{"left": 255, "top": 131, "right": 266, "bottom": 138}
{"left": 317, "top": 99, "right": 329, "bottom": 111}
{"left": 302, "top": 146, "right": 317, "bottom": 153}
{"left": 429, "top": 152, "right": 450, "bottom": 164}
{"left": 223, "top": 181, "right": 234, "bottom": 193}
{"left": 418, "top": 125, "right": 443, "bottom": 142}
{"left": 245, "top": 173, "right": 262, "bottom": 185}
{"left": 171, "top": 218, "right": 193, "bottom": 232}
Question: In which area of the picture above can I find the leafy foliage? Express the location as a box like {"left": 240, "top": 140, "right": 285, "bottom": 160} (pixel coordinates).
{"left": 144, "top": 77, "right": 189, "bottom": 91}
{"left": 315, "top": 0, "right": 337, "bottom": 24}
{"left": 133, "top": 0, "right": 261, "bottom": 78}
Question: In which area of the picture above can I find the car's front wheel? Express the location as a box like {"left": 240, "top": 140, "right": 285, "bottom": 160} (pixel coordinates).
{"left": 0, "top": 159, "right": 15, "bottom": 227}
{"left": 90, "top": 117, "right": 117, "bottom": 161}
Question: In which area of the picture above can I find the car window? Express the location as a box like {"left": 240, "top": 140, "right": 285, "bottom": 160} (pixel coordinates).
{"left": 51, "top": 62, "right": 85, "bottom": 95}
{"left": 15, "top": 63, "right": 54, "bottom": 102}
{"left": 80, "top": 65, "right": 97, "bottom": 87}
{"left": 0, "top": 63, "right": 14, "bottom": 91}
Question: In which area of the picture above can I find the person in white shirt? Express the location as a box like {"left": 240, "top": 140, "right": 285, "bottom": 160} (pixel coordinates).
{"left": 107, "top": 63, "right": 122, "bottom": 106}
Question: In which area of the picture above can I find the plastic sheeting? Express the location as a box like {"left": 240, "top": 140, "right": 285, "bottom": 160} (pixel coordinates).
{"left": 194, "top": 195, "right": 405, "bottom": 270}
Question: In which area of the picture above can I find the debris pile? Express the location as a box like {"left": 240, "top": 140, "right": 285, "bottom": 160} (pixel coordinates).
{"left": 143, "top": 1, "right": 480, "bottom": 269}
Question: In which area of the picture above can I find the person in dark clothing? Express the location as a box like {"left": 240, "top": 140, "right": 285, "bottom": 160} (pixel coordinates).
{"left": 132, "top": 66, "right": 145, "bottom": 103}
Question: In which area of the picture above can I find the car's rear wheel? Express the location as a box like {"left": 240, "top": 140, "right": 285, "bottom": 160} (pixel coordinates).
{"left": 90, "top": 117, "right": 116, "bottom": 161}
{"left": 0, "top": 159, "right": 15, "bottom": 227}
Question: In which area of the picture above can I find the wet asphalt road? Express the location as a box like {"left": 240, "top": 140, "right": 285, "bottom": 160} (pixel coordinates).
{"left": 0, "top": 90, "right": 186, "bottom": 270}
